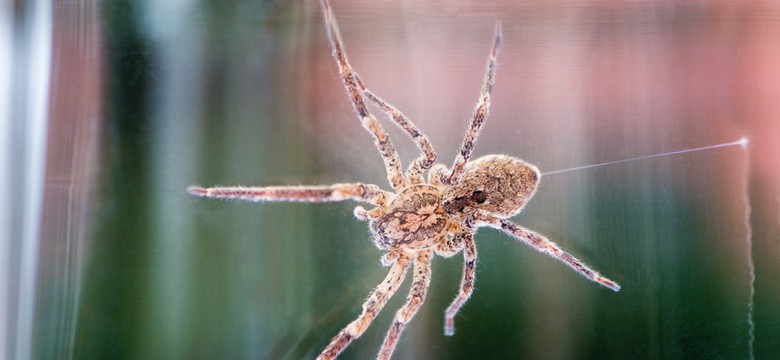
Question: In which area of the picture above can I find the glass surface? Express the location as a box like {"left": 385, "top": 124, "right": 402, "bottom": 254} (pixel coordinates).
{"left": 5, "top": 0, "right": 780, "bottom": 359}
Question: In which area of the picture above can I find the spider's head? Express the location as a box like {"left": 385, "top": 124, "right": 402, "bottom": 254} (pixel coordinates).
{"left": 442, "top": 154, "right": 540, "bottom": 219}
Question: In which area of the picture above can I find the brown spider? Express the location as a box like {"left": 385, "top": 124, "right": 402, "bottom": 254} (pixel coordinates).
{"left": 188, "top": 0, "right": 620, "bottom": 358}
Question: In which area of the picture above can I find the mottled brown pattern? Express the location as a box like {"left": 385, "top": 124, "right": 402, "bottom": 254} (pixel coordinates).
{"left": 188, "top": 1, "right": 620, "bottom": 359}
{"left": 443, "top": 155, "right": 541, "bottom": 219}
{"left": 370, "top": 186, "right": 447, "bottom": 250}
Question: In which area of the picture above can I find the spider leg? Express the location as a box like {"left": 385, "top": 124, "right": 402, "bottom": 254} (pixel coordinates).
{"left": 317, "top": 251, "right": 412, "bottom": 360}
{"left": 477, "top": 213, "right": 621, "bottom": 291}
{"left": 378, "top": 250, "right": 432, "bottom": 360}
{"left": 444, "top": 232, "right": 477, "bottom": 336}
{"left": 435, "top": 232, "right": 464, "bottom": 258}
{"left": 446, "top": 22, "right": 502, "bottom": 185}
{"left": 320, "top": 0, "right": 406, "bottom": 190}
{"left": 187, "top": 183, "right": 391, "bottom": 206}
{"left": 354, "top": 75, "right": 437, "bottom": 184}
{"left": 428, "top": 164, "right": 450, "bottom": 186}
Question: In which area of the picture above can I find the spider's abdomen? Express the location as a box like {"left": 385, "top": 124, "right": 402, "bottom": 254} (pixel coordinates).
{"left": 370, "top": 185, "right": 447, "bottom": 250}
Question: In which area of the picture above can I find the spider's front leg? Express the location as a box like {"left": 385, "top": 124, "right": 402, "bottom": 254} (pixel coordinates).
{"left": 446, "top": 22, "right": 502, "bottom": 185}
{"left": 355, "top": 75, "right": 437, "bottom": 184}
{"left": 476, "top": 212, "right": 621, "bottom": 291}
{"left": 320, "top": 0, "right": 406, "bottom": 190}
{"left": 317, "top": 251, "right": 412, "bottom": 360}
{"left": 187, "top": 183, "right": 391, "bottom": 206}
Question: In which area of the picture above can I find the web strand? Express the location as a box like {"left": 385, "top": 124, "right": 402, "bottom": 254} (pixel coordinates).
{"left": 541, "top": 137, "right": 748, "bottom": 176}
{"left": 541, "top": 136, "right": 754, "bottom": 358}
{"left": 742, "top": 145, "right": 755, "bottom": 360}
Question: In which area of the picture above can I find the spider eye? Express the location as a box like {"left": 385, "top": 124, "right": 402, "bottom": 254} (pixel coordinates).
{"left": 471, "top": 190, "right": 487, "bottom": 204}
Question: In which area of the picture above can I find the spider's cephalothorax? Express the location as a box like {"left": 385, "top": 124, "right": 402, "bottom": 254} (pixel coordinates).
{"left": 188, "top": 1, "right": 620, "bottom": 359}
{"left": 369, "top": 185, "right": 447, "bottom": 251}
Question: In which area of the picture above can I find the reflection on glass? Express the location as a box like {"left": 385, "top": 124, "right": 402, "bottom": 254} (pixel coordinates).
{"left": 4, "top": 1, "right": 779, "bottom": 359}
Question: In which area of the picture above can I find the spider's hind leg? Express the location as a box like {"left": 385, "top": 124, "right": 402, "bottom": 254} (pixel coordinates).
{"left": 444, "top": 232, "right": 477, "bottom": 336}
{"left": 378, "top": 250, "right": 433, "bottom": 360}
{"left": 316, "top": 251, "right": 412, "bottom": 360}
{"left": 477, "top": 213, "right": 621, "bottom": 292}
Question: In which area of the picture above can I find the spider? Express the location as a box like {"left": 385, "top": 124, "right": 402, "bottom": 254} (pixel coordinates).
{"left": 188, "top": 0, "right": 620, "bottom": 359}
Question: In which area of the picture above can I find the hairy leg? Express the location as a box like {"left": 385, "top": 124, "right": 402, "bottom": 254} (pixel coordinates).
{"left": 320, "top": 0, "right": 406, "bottom": 190}
{"left": 187, "top": 183, "right": 391, "bottom": 206}
{"left": 354, "top": 75, "right": 437, "bottom": 184}
{"left": 435, "top": 233, "right": 464, "bottom": 258}
{"left": 444, "top": 232, "right": 477, "bottom": 336}
{"left": 428, "top": 164, "right": 450, "bottom": 187}
{"left": 378, "top": 250, "right": 432, "bottom": 360}
{"left": 477, "top": 213, "right": 621, "bottom": 292}
{"left": 316, "top": 251, "right": 412, "bottom": 360}
{"left": 446, "top": 22, "right": 502, "bottom": 185}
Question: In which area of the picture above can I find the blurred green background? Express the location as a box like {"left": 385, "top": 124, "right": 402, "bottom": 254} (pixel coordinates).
{"left": 12, "top": 0, "right": 780, "bottom": 359}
